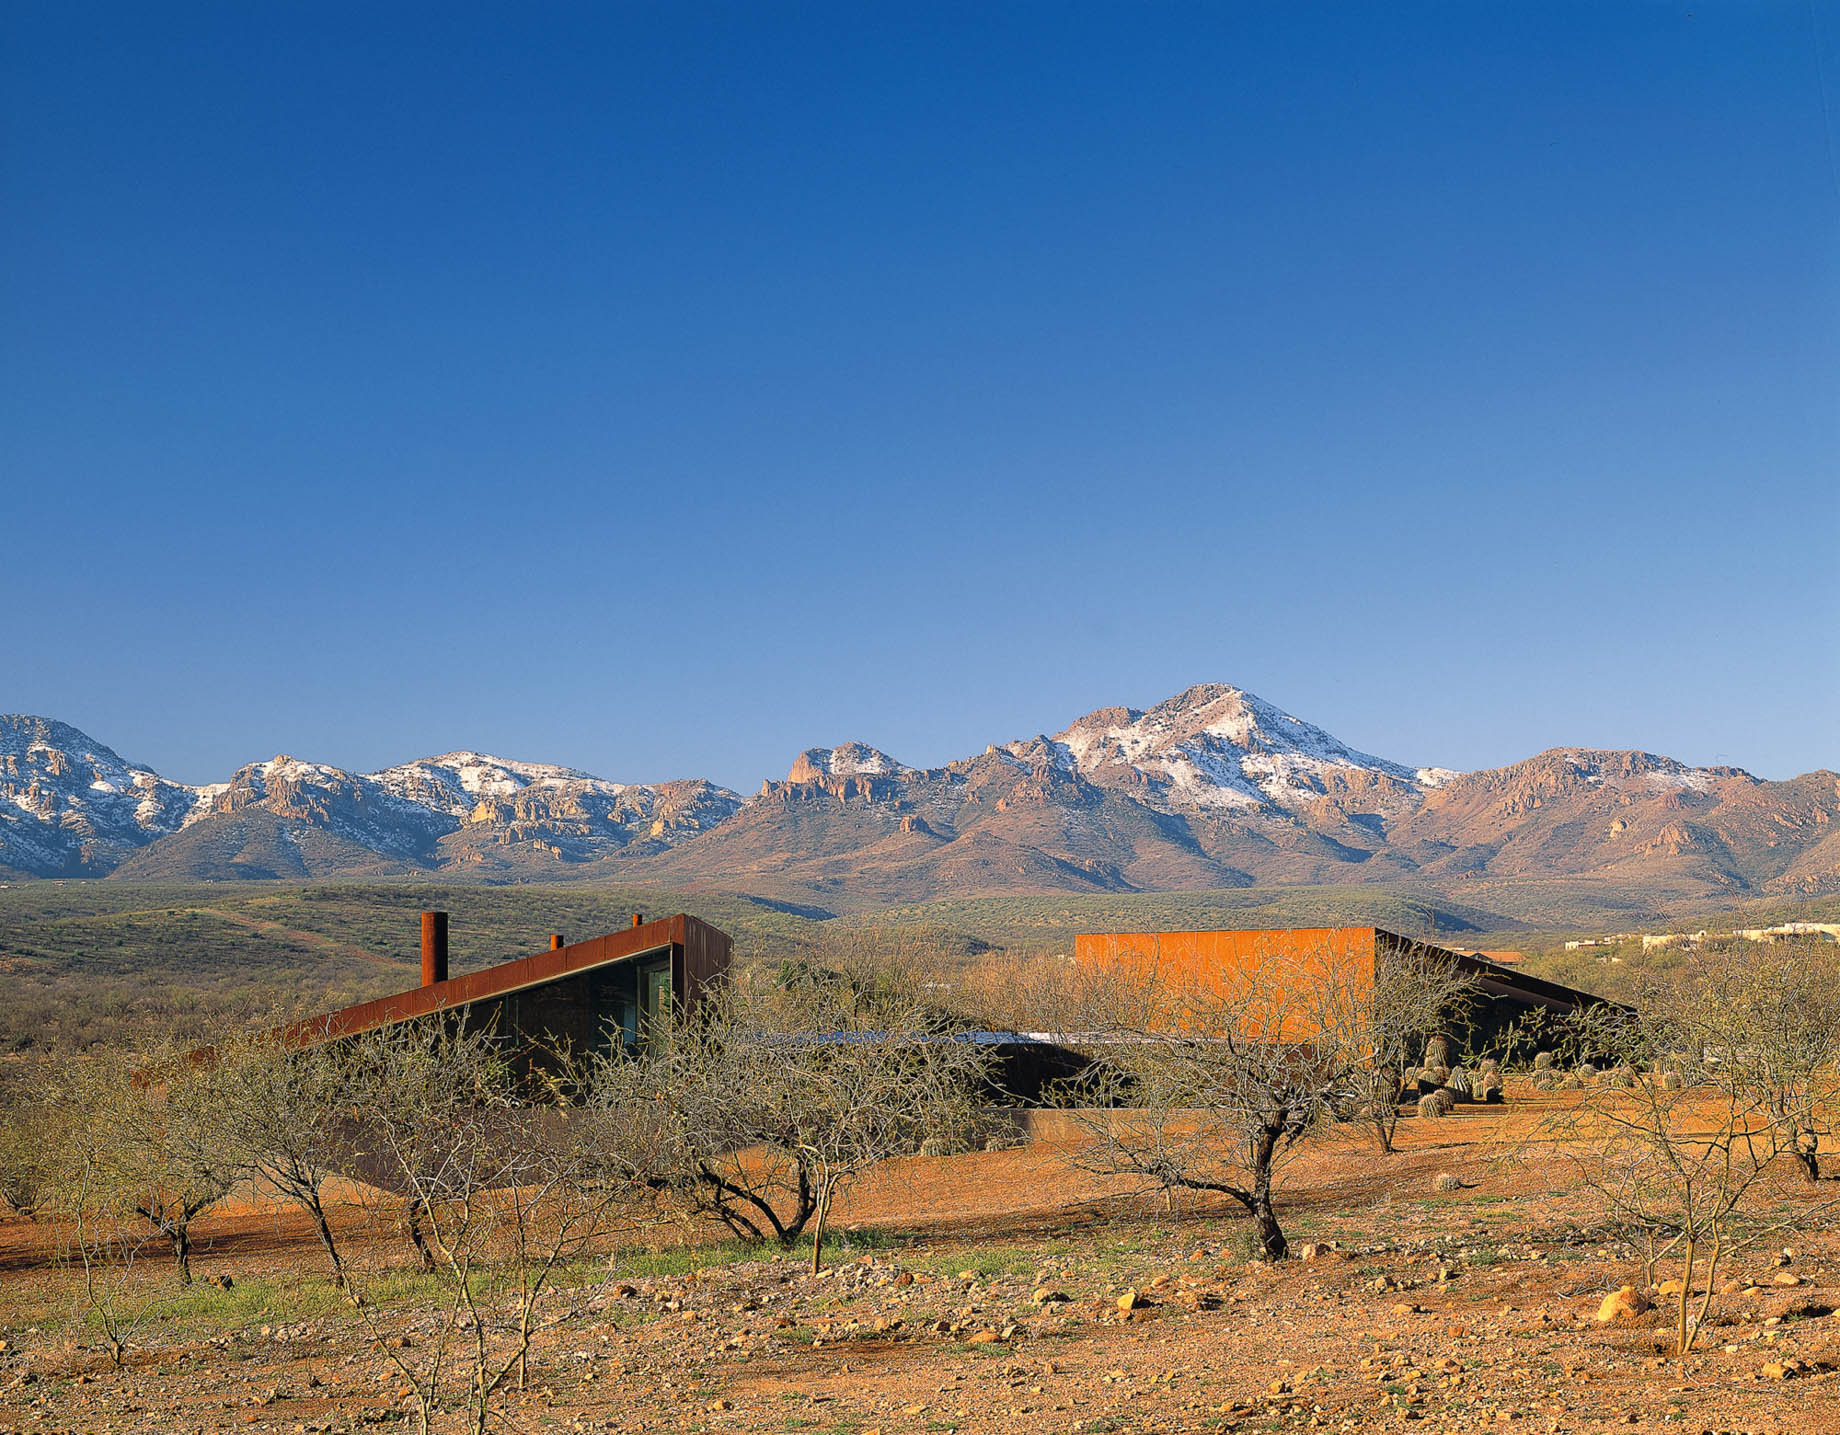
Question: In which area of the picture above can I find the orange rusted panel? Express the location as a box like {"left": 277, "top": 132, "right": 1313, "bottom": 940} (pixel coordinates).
{"left": 1073, "top": 926, "right": 1381, "bottom": 1041}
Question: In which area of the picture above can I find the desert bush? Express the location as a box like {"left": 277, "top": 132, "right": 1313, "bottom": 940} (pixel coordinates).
{"left": 1433, "top": 1172, "right": 1461, "bottom": 1192}
{"left": 1534, "top": 1050, "right": 1554, "bottom": 1071}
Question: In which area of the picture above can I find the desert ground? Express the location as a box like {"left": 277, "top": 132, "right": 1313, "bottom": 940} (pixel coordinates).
{"left": 2, "top": 1080, "right": 1838, "bottom": 1435}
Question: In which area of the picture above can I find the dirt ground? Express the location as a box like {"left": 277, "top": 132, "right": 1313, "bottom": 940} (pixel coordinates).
{"left": 4, "top": 1081, "right": 1840, "bottom": 1435}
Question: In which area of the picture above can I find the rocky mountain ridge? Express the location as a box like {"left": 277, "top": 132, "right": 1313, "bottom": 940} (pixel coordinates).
{"left": 3, "top": 689, "right": 1834, "bottom": 913}
{"left": 0, "top": 719, "right": 742, "bottom": 880}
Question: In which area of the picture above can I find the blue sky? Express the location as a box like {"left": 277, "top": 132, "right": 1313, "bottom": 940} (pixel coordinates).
{"left": 4, "top": 2, "right": 1836, "bottom": 789}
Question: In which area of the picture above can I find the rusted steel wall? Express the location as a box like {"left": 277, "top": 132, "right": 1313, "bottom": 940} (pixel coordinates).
{"left": 678, "top": 913, "right": 733, "bottom": 1015}
{"left": 1077, "top": 926, "right": 1621, "bottom": 1049}
{"left": 1074, "top": 926, "right": 1380, "bottom": 1039}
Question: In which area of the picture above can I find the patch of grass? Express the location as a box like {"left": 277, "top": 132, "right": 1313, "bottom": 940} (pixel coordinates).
{"left": 159, "top": 1273, "right": 348, "bottom": 1329}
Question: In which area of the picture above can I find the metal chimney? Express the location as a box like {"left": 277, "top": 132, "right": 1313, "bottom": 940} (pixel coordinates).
{"left": 421, "top": 911, "right": 449, "bottom": 986}
{"left": 631, "top": 911, "right": 643, "bottom": 929}
{"left": 549, "top": 933, "right": 565, "bottom": 950}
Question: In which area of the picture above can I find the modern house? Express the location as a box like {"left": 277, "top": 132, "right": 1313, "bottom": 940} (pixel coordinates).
{"left": 279, "top": 910, "right": 732, "bottom": 1066}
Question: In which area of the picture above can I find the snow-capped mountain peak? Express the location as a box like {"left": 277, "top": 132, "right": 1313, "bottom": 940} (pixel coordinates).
{"left": 1016, "top": 683, "right": 1447, "bottom": 813}
{"left": 786, "top": 743, "right": 914, "bottom": 782}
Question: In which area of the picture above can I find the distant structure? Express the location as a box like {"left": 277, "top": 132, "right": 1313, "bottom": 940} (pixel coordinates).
{"left": 1074, "top": 926, "right": 1616, "bottom": 1048}
{"left": 1568, "top": 922, "right": 1840, "bottom": 952}
{"left": 280, "top": 910, "right": 732, "bottom": 1067}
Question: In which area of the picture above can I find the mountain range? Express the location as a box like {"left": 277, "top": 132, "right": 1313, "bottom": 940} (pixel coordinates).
{"left": 4, "top": 686, "right": 1836, "bottom": 918}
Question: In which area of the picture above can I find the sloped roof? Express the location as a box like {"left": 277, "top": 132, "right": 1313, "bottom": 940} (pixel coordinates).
{"left": 279, "top": 912, "right": 726, "bottom": 1047}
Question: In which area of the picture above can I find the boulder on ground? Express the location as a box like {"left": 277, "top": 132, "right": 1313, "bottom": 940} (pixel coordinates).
{"left": 1595, "top": 1286, "right": 1652, "bottom": 1323}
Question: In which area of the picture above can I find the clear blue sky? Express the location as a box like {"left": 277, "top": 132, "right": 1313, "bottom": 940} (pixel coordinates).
{"left": 4, "top": 2, "right": 1836, "bottom": 790}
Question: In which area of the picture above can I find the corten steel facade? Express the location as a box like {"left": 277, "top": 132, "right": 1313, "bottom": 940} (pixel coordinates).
{"left": 279, "top": 912, "right": 732, "bottom": 1066}
{"left": 1073, "top": 926, "right": 1615, "bottom": 1048}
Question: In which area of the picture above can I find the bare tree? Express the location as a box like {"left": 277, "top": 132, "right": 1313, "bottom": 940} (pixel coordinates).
{"left": 0, "top": 1078, "right": 52, "bottom": 1218}
{"left": 333, "top": 1019, "right": 658, "bottom": 1435}
{"left": 114, "top": 1044, "right": 242, "bottom": 1283}
{"left": 1050, "top": 936, "right": 1430, "bottom": 1258}
{"left": 1546, "top": 1030, "right": 1776, "bottom": 1358}
{"left": 217, "top": 1030, "right": 359, "bottom": 1282}
{"left": 38, "top": 1053, "right": 180, "bottom": 1367}
{"left": 1541, "top": 977, "right": 1840, "bottom": 1359}
{"left": 650, "top": 960, "right": 993, "bottom": 1270}
{"left": 1657, "top": 939, "right": 1840, "bottom": 1182}
{"left": 1357, "top": 946, "right": 1479, "bottom": 1154}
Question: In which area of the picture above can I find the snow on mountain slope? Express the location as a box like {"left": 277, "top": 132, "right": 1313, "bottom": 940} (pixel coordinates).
{"left": 198, "top": 755, "right": 458, "bottom": 857}
{"left": 786, "top": 743, "right": 916, "bottom": 781}
{"left": 0, "top": 717, "right": 744, "bottom": 876}
{"left": 0, "top": 715, "right": 203, "bottom": 874}
{"left": 372, "top": 752, "right": 631, "bottom": 817}
{"left": 1010, "top": 684, "right": 1446, "bottom": 814}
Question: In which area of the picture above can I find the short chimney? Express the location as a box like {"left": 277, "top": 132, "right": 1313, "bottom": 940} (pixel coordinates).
{"left": 631, "top": 911, "right": 643, "bottom": 929}
{"left": 549, "top": 933, "right": 565, "bottom": 950}
{"left": 420, "top": 910, "right": 449, "bottom": 986}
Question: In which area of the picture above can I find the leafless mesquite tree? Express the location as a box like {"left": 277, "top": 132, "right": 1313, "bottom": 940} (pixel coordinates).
{"left": 1654, "top": 940, "right": 1840, "bottom": 1183}
{"left": 1357, "top": 949, "right": 1480, "bottom": 1154}
{"left": 0, "top": 1080, "right": 52, "bottom": 1218}
{"left": 1547, "top": 1024, "right": 1779, "bottom": 1359}
{"left": 35, "top": 1047, "right": 240, "bottom": 1286}
{"left": 320, "top": 1019, "right": 662, "bottom": 1435}
{"left": 648, "top": 964, "right": 993, "bottom": 1271}
{"left": 216, "top": 1029, "right": 360, "bottom": 1282}
{"left": 1051, "top": 939, "right": 1439, "bottom": 1259}
{"left": 37, "top": 1053, "right": 187, "bottom": 1366}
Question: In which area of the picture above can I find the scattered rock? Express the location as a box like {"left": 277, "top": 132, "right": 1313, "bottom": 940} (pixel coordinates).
{"left": 1596, "top": 1287, "right": 1651, "bottom": 1324}
{"left": 1117, "top": 1289, "right": 1143, "bottom": 1312}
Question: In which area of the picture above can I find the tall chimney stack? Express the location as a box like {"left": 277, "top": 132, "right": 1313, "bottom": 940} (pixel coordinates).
{"left": 631, "top": 911, "right": 643, "bottom": 929}
{"left": 421, "top": 911, "right": 449, "bottom": 986}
